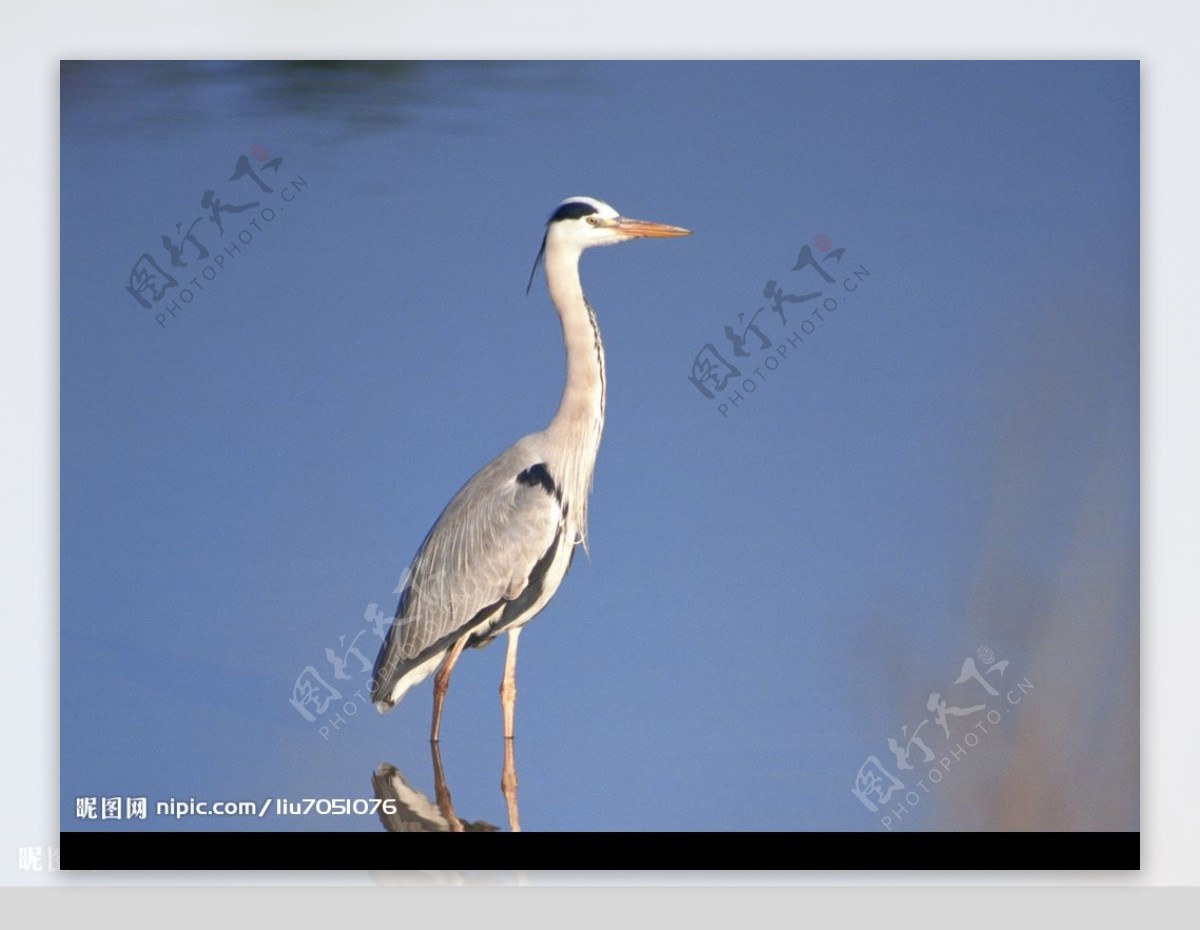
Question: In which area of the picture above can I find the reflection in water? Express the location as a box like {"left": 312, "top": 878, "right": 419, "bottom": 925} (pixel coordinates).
{"left": 371, "top": 740, "right": 522, "bottom": 832}
{"left": 501, "top": 740, "right": 521, "bottom": 833}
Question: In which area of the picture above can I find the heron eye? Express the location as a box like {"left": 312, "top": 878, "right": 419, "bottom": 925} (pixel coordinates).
{"left": 586, "top": 216, "right": 599, "bottom": 227}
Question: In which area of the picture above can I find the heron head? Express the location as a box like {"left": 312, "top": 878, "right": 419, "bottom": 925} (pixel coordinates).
{"left": 526, "top": 196, "right": 691, "bottom": 293}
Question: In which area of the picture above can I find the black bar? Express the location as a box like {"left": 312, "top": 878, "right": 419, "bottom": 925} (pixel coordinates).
{"left": 60, "top": 831, "right": 1139, "bottom": 872}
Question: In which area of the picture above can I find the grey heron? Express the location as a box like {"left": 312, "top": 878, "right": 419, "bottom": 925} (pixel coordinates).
{"left": 371, "top": 195, "right": 691, "bottom": 743}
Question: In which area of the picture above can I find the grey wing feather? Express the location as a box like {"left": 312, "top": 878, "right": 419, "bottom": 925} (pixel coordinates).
{"left": 372, "top": 441, "right": 563, "bottom": 706}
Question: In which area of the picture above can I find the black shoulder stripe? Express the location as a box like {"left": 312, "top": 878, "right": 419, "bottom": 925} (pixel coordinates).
{"left": 516, "top": 463, "right": 559, "bottom": 501}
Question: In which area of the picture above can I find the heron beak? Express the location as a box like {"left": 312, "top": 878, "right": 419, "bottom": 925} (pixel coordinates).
{"left": 613, "top": 217, "right": 693, "bottom": 239}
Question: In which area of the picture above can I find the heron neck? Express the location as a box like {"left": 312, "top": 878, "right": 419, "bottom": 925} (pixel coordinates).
{"left": 544, "top": 243, "right": 606, "bottom": 545}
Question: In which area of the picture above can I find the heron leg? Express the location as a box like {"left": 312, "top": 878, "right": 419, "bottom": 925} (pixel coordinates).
{"left": 500, "top": 627, "right": 522, "bottom": 740}
{"left": 431, "top": 631, "right": 471, "bottom": 743}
